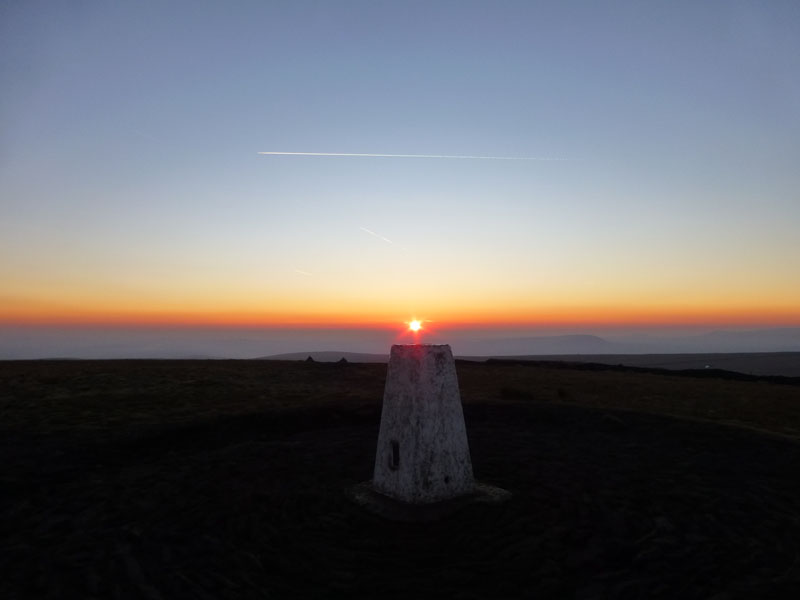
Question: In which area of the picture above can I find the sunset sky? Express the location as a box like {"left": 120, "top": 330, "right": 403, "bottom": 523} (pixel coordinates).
{"left": 2, "top": 1, "right": 799, "bottom": 354}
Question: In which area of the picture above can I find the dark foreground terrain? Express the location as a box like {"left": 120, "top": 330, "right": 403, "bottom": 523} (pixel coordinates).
{"left": 2, "top": 359, "right": 800, "bottom": 599}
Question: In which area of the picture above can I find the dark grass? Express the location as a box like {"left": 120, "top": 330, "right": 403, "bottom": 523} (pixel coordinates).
{"left": 2, "top": 360, "right": 800, "bottom": 598}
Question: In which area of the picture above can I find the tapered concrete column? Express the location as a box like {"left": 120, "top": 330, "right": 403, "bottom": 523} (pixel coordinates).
{"left": 373, "top": 344, "right": 475, "bottom": 503}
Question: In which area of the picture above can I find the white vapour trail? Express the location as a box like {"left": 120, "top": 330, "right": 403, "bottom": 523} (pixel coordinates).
{"left": 258, "top": 151, "right": 562, "bottom": 160}
{"left": 360, "top": 227, "right": 408, "bottom": 252}
{"left": 359, "top": 227, "right": 394, "bottom": 245}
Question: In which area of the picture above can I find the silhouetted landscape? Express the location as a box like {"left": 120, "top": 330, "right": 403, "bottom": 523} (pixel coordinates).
{"left": 266, "top": 350, "right": 800, "bottom": 378}
{"left": 2, "top": 358, "right": 799, "bottom": 598}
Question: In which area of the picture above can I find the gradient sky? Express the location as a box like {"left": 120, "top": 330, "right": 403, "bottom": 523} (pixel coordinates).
{"left": 2, "top": 0, "right": 800, "bottom": 334}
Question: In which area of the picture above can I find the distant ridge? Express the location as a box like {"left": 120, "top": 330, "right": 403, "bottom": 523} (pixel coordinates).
{"left": 258, "top": 350, "right": 800, "bottom": 378}
{"left": 470, "top": 334, "right": 611, "bottom": 356}
{"left": 257, "top": 351, "right": 389, "bottom": 363}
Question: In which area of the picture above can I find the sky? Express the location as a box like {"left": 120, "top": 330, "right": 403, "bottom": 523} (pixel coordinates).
{"left": 2, "top": 1, "right": 800, "bottom": 356}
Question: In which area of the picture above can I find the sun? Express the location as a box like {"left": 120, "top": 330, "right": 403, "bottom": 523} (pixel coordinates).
{"left": 408, "top": 320, "right": 422, "bottom": 332}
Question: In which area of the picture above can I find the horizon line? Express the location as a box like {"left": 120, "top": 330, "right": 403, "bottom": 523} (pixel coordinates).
{"left": 3, "top": 320, "right": 799, "bottom": 331}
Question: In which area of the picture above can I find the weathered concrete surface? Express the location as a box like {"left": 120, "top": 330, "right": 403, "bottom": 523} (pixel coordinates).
{"left": 373, "top": 344, "right": 475, "bottom": 503}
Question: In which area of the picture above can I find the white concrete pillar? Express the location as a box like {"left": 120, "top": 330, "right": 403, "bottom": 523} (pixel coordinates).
{"left": 373, "top": 344, "right": 475, "bottom": 503}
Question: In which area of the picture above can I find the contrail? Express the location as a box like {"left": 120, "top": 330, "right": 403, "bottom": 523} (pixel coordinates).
{"left": 294, "top": 269, "right": 314, "bottom": 276}
{"left": 360, "top": 227, "right": 408, "bottom": 252}
{"left": 359, "top": 227, "right": 394, "bottom": 245}
{"left": 258, "top": 151, "right": 563, "bottom": 161}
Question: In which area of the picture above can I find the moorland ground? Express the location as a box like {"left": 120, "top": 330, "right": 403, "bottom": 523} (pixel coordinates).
{"left": 1, "top": 359, "right": 799, "bottom": 598}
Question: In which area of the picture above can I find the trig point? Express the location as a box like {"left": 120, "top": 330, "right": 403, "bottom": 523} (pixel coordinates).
{"left": 350, "top": 343, "right": 509, "bottom": 520}
{"left": 374, "top": 344, "right": 475, "bottom": 502}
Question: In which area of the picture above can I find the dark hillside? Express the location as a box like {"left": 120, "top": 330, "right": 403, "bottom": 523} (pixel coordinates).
{"left": 1, "top": 360, "right": 799, "bottom": 598}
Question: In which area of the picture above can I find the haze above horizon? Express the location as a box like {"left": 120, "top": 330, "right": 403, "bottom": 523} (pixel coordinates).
{"left": 2, "top": 1, "right": 799, "bottom": 349}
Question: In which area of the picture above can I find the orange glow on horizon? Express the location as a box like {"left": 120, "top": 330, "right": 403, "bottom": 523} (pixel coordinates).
{"left": 1, "top": 300, "right": 800, "bottom": 330}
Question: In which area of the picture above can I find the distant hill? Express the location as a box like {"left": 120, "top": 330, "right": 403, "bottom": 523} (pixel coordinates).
{"left": 461, "top": 352, "right": 800, "bottom": 378}
{"left": 257, "top": 336, "right": 611, "bottom": 363}
{"left": 258, "top": 351, "right": 389, "bottom": 363}
{"left": 259, "top": 350, "right": 800, "bottom": 378}
{"left": 467, "top": 334, "right": 612, "bottom": 356}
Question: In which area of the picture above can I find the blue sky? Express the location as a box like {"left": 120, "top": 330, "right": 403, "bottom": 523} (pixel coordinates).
{"left": 2, "top": 1, "right": 799, "bottom": 356}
